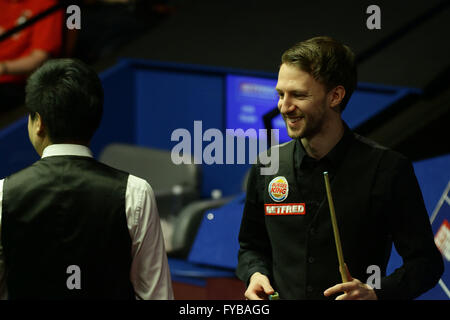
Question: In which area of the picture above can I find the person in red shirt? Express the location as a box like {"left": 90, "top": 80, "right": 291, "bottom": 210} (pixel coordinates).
{"left": 0, "top": 0, "right": 63, "bottom": 112}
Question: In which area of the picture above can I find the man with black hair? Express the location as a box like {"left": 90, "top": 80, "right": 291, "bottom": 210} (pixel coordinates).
{"left": 237, "top": 36, "right": 443, "bottom": 300}
{"left": 0, "top": 58, "right": 173, "bottom": 299}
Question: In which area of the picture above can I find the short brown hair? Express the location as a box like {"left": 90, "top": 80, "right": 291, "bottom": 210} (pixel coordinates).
{"left": 281, "top": 36, "right": 357, "bottom": 112}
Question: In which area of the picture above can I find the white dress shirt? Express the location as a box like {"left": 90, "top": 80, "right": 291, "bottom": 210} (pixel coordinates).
{"left": 0, "top": 144, "right": 174, "bottom": 300}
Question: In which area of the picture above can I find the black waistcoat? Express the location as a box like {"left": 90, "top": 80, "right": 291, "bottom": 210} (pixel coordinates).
{"left": 262, "top": 137, "right": 392, "bottom": 299}
{"left": 2, "top": 156, "right": 135, "bottom": 300}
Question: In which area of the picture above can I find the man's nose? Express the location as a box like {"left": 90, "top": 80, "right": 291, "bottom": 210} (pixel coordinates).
{"left": 278, "top": 96, "right": 296, "bottom": 114}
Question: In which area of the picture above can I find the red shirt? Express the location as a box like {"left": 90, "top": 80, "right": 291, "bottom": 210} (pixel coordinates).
{"left": 0, "top": 0, "right": 63, "bottom": 83}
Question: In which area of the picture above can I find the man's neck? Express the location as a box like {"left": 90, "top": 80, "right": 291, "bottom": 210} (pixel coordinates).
{"left": 35, "top": 138, "right": 52, "bottom": 157}
{"left": 300, "top": 120, "right": 345, "bottom": 160}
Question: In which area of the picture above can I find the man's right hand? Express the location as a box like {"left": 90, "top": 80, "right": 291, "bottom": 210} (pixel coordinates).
{"left": 245, "top": 272, "right": 275, "bottom": 300}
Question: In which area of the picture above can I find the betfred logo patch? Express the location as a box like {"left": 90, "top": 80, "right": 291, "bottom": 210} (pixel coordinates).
{"left": 268, "top": 176, "right": 289, "bottom": 202}
{"left": 265, "top": 203, "right": 306, "bottom": 216}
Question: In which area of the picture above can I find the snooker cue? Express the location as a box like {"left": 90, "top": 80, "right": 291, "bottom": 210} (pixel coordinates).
{"left": 323, "top": 171, "right": 349, "bottom": 283}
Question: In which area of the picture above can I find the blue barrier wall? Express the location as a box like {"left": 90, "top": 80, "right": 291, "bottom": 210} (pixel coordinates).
{"left": 0, "top": 59, "right": 421, "bottom": 199}
{"left": 389, "top": 154, "right": 450, "bottom": 300}
{"left": 91, "top": 60, "right": 137, "bottom": 157}
{"left": 134, "top": 68, "right": 227, "bottom": 197}
{"left": 0, "top": 117, "right": 38, "bottom": 178}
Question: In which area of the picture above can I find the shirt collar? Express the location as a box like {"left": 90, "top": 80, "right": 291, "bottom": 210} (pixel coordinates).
{"left": 295, "top": 122, "right": 354, "bottom": 170}
{"left": 41, "top": 144, "right": 93, "bottom": 159}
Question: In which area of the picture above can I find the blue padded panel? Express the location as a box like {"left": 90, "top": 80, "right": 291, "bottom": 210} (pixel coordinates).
{"left": 188, "top": 193, "right": 246, "bottom": 269}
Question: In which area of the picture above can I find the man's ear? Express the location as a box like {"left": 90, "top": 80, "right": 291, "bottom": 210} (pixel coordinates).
{"left": 328, "top": 85, "right": 346, "bottom": 112}
{"left": 34, "top": 112, "right": 46, "bottom": 136}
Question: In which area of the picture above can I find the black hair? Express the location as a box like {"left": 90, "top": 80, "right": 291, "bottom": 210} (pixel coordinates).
{"left": 25, "top": 58, "right": 104, "bottom": 143}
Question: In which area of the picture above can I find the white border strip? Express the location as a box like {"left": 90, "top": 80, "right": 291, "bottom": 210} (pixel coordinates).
{"left": 430, "top": 181, "right": 450, "bottom": 224}
{"left": 439, "top": 279, "right": 450, "bottom": 299}
{"left": 429, "top": 180, "right": 450, "bottom": 300}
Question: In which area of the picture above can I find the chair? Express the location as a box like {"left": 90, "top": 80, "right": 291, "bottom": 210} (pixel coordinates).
{"left": 98, "top": 143, "right": 201, "bottom": 252}
{"left": 168, "top": 167, "right": 251, "bottom": 259}
{"left": 169, "top": 196, "right": 233, "bottom": 258}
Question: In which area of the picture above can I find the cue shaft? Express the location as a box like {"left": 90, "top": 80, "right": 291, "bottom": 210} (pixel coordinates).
{"left": 323, "top": 171, "right": 349, "bottom": 283}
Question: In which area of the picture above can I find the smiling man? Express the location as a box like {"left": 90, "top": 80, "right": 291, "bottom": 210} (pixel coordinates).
{"left": 236, "top": 36, "right": 443, "bottom": 300}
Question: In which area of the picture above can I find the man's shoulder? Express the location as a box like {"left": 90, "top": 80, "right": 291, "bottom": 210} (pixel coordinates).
{"left": 93, "top": 158, "right": 130, "bottom": 176}
{"left": 6, "top": 157, "right": 132, "bottom": 185}
{"left": 352, "top": 132, "right": 387, "bottom": 151}
{"left": 272, "top": 139, "right": 295, "bottom": 151}
{"left": 94, "top": 161, "right": 154, "bottom": 192}
{"left": 4, "top": 159, "right": 42, "bottom": 181}
{"left": 126, "top": 174, "right": 153, "bottom": 193}
{"left": 351, "top": 132, "right": 410, "bottom": 167}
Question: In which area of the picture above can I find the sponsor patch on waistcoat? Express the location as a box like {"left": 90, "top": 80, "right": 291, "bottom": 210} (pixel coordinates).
{"left": 268, "top": 176, "right": 289, "bottom": 202}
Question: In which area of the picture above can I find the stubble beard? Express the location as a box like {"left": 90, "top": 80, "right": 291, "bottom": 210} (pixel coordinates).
{"left": 284, "top": 104, "right": 327, "bottom": 141}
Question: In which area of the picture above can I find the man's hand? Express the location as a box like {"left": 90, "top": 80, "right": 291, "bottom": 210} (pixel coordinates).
{"left": 245, "top": 272, "right": 275, "bottom": 300}
{"left": 323, "top": 265, "right": 378, "bottom": 300}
